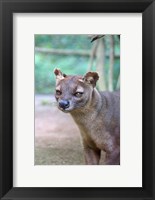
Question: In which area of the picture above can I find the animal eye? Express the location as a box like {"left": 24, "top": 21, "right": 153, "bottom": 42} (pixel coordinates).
{"left": 56, "top": 90, "right": 62, "bottom": 95}
{"left": 74, "top": 92, "right": 83, "bottom": 98}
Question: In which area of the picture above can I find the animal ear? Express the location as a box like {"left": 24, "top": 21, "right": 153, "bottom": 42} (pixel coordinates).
{"left": 83, "top": 72, "right": 99, "bottom": 87}
{"left": 54, "top": 68, "right": 66, "bottom": 81}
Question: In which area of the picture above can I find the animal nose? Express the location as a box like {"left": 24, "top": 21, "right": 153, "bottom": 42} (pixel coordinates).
{"left": 59, "top": 100, "right": 70, "bottom": 109}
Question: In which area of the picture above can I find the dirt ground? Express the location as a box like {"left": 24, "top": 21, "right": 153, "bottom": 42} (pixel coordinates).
{"left": 35, "top": 95, "right": 105, "bottom": 165}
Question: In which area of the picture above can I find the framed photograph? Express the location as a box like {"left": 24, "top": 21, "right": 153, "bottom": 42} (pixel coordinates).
{"left": 0, "top": 0, "right": 154, "bottom": 199}
{"left": 34, "top": 34, "right": 121, "bottom": 167}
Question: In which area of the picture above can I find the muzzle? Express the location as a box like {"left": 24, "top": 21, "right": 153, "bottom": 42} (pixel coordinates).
{"left": 59, "top": 99, "right": 70, "bottom": 110}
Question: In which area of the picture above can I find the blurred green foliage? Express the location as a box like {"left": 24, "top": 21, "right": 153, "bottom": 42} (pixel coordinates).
{"left": 35, "top": 35, "right": 120, "bottom": 94}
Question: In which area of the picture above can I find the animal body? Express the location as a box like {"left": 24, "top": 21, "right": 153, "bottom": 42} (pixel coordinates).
{"left": 54, "top": 69, "right": 120, "bottom": 165}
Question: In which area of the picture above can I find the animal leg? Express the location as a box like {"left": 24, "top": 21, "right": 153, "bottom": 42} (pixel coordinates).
{"left": 105, "top": 147, "right": 120, "bottom": 165}
{"left": 83, "top": 146, "right": 101, "bottom": 165}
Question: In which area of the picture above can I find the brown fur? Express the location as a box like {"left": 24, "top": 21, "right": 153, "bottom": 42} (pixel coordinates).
{"left": 54, "top": 69, "right": 120, "bottom": 165}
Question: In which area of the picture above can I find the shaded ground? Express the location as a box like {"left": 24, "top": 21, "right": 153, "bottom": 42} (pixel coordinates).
{"left": 35, "top": 95, "right": 84, "bottom": 165}
{"left": 35, "top": 95, "right": 105, "bottom": 165}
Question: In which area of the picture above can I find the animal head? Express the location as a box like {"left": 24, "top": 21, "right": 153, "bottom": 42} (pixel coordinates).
{"left": 53, "top": 68, "right": 99, "bottom": 113}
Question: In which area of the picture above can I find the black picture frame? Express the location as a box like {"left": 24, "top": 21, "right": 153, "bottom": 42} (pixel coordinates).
{"left": 0, "top": 0, "right": 155, "bottom": 199}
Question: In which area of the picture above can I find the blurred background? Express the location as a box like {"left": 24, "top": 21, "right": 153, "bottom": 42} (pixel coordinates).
{"left": 35, "top": 35, "right": 120, "bottom": 165}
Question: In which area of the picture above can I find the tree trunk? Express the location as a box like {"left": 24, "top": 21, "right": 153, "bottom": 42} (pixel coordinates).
{"left": 87, "top": 41, "right": 98, "bottom": 71}
{"left": 96, "top": 39, "right": 106, "bottom": 91}
{"left": 108, "top": 35, "right": 114, "bottom": 91}
{"left": 116, "top": 74, "right": 120, "bottom": 90}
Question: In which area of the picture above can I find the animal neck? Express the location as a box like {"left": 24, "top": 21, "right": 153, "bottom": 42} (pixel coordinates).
{"left": 70, "top": 88, "right": 103, "bottom": 124}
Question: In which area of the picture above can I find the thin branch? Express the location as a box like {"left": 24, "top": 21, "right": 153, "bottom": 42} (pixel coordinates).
{"left": 35, "top": 47, "right": 120, "bottom": 58}
{"left": 35, "top": 47, "right": 90, "bottom": 57}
